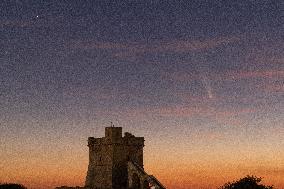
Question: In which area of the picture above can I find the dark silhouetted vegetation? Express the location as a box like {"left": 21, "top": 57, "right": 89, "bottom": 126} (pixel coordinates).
{"left": 0, "top": 183, "right": 27, "bottom": 189}
{"left": 219, "top": 175, "right": 274, "bottom": 189}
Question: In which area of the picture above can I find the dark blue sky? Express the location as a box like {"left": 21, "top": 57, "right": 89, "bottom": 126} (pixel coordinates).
{"left": 1, "top": 0, "right": 283, "bottom": 132}
{"left": 1, "top": 1, "right": 283, "bottom": 39}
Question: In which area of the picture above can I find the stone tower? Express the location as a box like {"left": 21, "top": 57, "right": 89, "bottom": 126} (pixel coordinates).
{"left": 85, "top": 127, "right": 144, "bottom": 189}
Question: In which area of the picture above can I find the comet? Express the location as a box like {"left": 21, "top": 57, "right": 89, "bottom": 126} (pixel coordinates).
{"left": 201, "top": 74, "right": 214, "bottom": 99}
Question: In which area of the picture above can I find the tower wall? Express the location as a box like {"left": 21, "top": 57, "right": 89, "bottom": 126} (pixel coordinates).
{"left": 85, "top": 127, "right": 144, "bottom": 189}
{"left": 85, "top": 137, "right": 113, "bottom": 189}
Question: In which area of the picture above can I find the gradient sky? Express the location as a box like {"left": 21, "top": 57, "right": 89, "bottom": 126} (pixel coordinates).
{"left": 0, "top": 1, "right": 283, "bottom": 189}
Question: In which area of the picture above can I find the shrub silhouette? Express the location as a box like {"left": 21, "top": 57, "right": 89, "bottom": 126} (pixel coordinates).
{"left": 0, "top": 183, "right": 27, "bottom": 189}
{"left": 219, "top": 175, "right": 274, "bottom": 189}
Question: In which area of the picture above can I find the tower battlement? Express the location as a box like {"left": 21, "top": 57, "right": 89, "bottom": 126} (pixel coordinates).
{"left": 87, "top": 127, "right": 144, "bottom": 146}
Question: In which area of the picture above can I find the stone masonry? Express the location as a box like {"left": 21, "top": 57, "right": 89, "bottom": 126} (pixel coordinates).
{"left": 85, "top": 126, "right": 165, "bottom": 189}
{"left": 85, "top": 127, "right": 143, "bottom": 189}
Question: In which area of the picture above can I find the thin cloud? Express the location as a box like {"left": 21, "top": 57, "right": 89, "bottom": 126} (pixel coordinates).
{"left": 154, "top": 36, "right": 240, "bottom": 53}
{"left": 0, "top": 19, "right": 31, "bottom": 28}
{"left": 164, "top": 69, "right": 284, "bottom": 83}
{"left": 224, "top": 70, "right": 284, "bottom": 80}
{"left": 196, "top": 131, "right": 226, "bottom": 140}
{"left": 160, "top": 71, "right": 199, "bottom": 82}
{"left": 155, "top": 105, "right": 256, "bottom": 119}
{"left": 68, "top": 36, "right": 241, "bottom": 60}
{"left": 262, "top": 82, "right": 284, "bottom": 93}
{"left": 152, "top": 105, "right": 257, "bottom": 128}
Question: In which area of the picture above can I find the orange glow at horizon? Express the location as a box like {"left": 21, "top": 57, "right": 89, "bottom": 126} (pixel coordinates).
{"left": 1, "top": 161, "right": 283, "bottom": 189}
{"left": 1, "top": 113, "right": 283, "bottom": 189}
{"left": 1, "top": 143, "right": 284, "bottom": 189}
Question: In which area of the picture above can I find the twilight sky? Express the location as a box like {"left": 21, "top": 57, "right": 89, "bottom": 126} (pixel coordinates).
{"left": 0, "top": 1, "right": 283, "bottom": 189}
